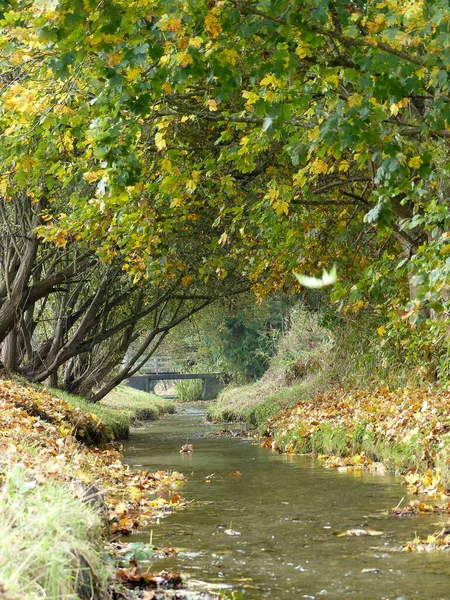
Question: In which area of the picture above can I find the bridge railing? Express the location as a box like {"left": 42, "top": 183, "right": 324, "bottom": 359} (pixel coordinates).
{"left": 139, "top": 355, "right": 179, "bottom": 375}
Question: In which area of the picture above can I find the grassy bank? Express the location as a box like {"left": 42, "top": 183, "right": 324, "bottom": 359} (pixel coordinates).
{"left": 0, "top": 378, "right": 184, "bottom": 599}
{"left": 0, "top": 468, "right": 110, "bottom": 600}
{"left": 51, "top": 384, "right": 176, "bottom": 441}
{"left": 265, "top": 387, "right": 450, "bottom": 493}
{"left": 207, "top": 307, "right": 332, "bottom": 428}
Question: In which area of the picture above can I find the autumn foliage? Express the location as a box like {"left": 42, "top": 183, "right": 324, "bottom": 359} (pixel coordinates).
{"left": 0, "top": 379, "right": 184, "bottom": 537}
{"left": 267, "top": 387, "right": 450, "bottom": 495}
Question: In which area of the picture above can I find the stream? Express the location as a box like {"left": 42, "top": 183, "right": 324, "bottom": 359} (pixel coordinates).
{"left": 124, "top": 406, "right": 450, "bottom": 599}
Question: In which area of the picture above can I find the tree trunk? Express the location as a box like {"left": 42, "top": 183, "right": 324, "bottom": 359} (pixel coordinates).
{"left": 1, "top": 328, "right": 18, "bottom": 372}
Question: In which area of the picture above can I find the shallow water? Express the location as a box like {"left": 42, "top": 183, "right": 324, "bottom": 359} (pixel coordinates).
{"left": 124, "top": 406, "right": 450, "bottom": 599}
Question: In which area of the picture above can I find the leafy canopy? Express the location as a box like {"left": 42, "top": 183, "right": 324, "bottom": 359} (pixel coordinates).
{"left": 1, "top": 0, "right": 449, "bottom": 356}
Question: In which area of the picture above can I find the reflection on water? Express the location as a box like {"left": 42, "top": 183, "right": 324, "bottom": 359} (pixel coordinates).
{"left": 124, "top": 407, "right": 450, "bottom": 600}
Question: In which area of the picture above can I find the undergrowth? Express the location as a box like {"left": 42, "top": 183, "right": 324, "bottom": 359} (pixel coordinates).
{"left": 207, "top": 304, "right": 423, "bottom": 429}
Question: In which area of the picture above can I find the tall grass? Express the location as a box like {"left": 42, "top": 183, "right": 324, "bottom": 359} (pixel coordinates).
{"left": 0, "top": 467, "right": 110, "bottom": 600}
{"left": 175, "top": 378, "right": 204, "bottom": 402}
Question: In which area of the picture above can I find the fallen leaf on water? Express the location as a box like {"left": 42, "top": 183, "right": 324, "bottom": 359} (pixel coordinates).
{"left": 361, "top": 568, "right": 381, "bottom": 574}
{"left": 337, "top": 528, "right": 383, "bottom": 537}
{"left": 224, "top": 529, "right": 241, "bottom": 536}
{"left": 180, "top": 443, "right": 193, "bottom": 453}
{"left": 229, "top": 471, "right": 242, "bottom": 477}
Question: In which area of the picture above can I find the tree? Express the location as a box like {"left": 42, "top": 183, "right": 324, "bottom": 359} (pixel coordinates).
{"left": 1, "top": 0, "right": 449, "bottom": 382}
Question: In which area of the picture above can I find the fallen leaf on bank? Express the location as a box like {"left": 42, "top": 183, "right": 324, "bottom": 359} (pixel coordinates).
{"left": 403, "top": 528, "right": 450, "bottom": 552}
{"left": 391, "top": 499, "right": 450, "bottom": 517}
{"left": 0, "top": 379, "right": 185, "bottom": 540}
{"left": 116, "top": 567, "right": 182, "bottom": 587}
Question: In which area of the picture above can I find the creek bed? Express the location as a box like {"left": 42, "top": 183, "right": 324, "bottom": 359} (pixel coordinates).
{"left": 124, "top": 406, "right": 450, "bottom": 600}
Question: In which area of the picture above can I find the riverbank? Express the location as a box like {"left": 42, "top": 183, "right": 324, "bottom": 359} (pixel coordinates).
{"left": 0, "top": 378, "right": 183, "bottom": 599}
{"left": 52, "top": 383, "right": 176, "bottom": 441}
{"left": 209, "top": 379, "right": 450, "bottom": 550}
{"left": 209, "top": 380, "right": 450, "bottom": 493}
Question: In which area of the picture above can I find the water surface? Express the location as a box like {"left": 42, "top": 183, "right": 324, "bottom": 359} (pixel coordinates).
{"left": 124, "top": 407, "right": 450, "bottom": 599}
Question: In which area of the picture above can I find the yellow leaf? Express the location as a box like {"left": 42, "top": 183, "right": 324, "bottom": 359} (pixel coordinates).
{"left": 177, "top": 52, "right": 193, "bottom": 68}
{"left": 220, "top": 48, "right": 239, "bottom": 66}
{"left": 310, "top": 159, "right": 328, "bottom": 175}
{"left": 181, "top": 275, "right": 193, "bottom": 286}
{"left": 377, "top": 325, "right": 386, "bottom": 336}
{"left": 242, "top": 90, "right": 259, "bottom": 107}
{"left": 260, "top": 74, "right": 279, "bottom": 88}
{"left": 83, "top": 171, "right": 103, "bottom": 183}
{"left": 207, "top": 99, "right": 218, "bottom": 111}
{"left": 390, "top": 103, "right": 399, "bottom": 116}
{"left": 161, "top": 82, "right": 173, "bottom": 94}
{"left": 347, "top": 94, "right": 363, "bottom": 107}
{"left": 107, "top": 52, "right": 122, "bottom": 67}
{"left": 338, "top": 160, "right": 350, "bottom": 172}
{"left": 170, "top": 197, "right": 183, "bottom": 208}
{"left": 408, "top": 156, "right": 423, "bottom": 169}
{"left": 115, "top": 502, "right": 127, "bottom": 515}
{"left": 296, "top": 40, "right": 310, "bottom": 59}
{"left": 126, "top": 67, "right": 142, "bottom": 82}
{"left": 218, "top": 232, "right": 228, "bottom": 245}
{"left": 273, "top": 201, "right": 289, "bottom": 216}
{"left": 265, "top": 188, "right": 279, "bottom": 202}
{"left": 166, "top": 16, "right": 182, "bottom": 33}
{"left": 161, "top": 158, "right": 172, "bottom": 172}
{"left": 189, "top": 36, "right": 203, "bottom": 49}
{"left": 204, "top": 13, "right": 222, "bottom": 38}
{"left": 155, "top": 131, "right": 167, "bottom": 151}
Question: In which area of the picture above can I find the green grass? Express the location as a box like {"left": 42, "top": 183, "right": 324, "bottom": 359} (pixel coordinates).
{"left": 0, "top": 466, "right": 111, "bottom": 600}
{"left": 101, "top": 384, "right": 176, "bottom": 421}
{"left": 271, "top": 420, "right": 432, "bottom": 478}
{"left": 51, "top": 385, "right": 176, "bottom": 440}
{"left": 175, "top": 378, "right": 204, "bottom": 402}
{"left": 207, "top": 372, "right": 329, "bottom": 431}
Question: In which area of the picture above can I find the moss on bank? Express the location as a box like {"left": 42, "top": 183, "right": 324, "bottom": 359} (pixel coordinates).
{"left": 102, "top": 384, "right": 176, "bottom": 423}
{"left": 207, "top": 373, "right": 329, "bottom": 430}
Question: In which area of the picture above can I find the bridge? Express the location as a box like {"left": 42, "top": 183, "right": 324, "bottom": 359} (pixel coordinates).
{"left": 126, "top": 356, "right": 226, "bottom": 400}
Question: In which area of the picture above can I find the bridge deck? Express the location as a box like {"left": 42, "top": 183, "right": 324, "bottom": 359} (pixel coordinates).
{"left": 127, "top": 372, "right": 226, "bottom": 399}
{"left": 139, "top": 372, "right": 223, "bottom": 381}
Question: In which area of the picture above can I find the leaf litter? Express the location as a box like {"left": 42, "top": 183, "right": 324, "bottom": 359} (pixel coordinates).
{"left": 0, "top": 379, "right": 187, "bottom": 592}
{"left": 264, "top": 386, "right": 450, "bottom": 551}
